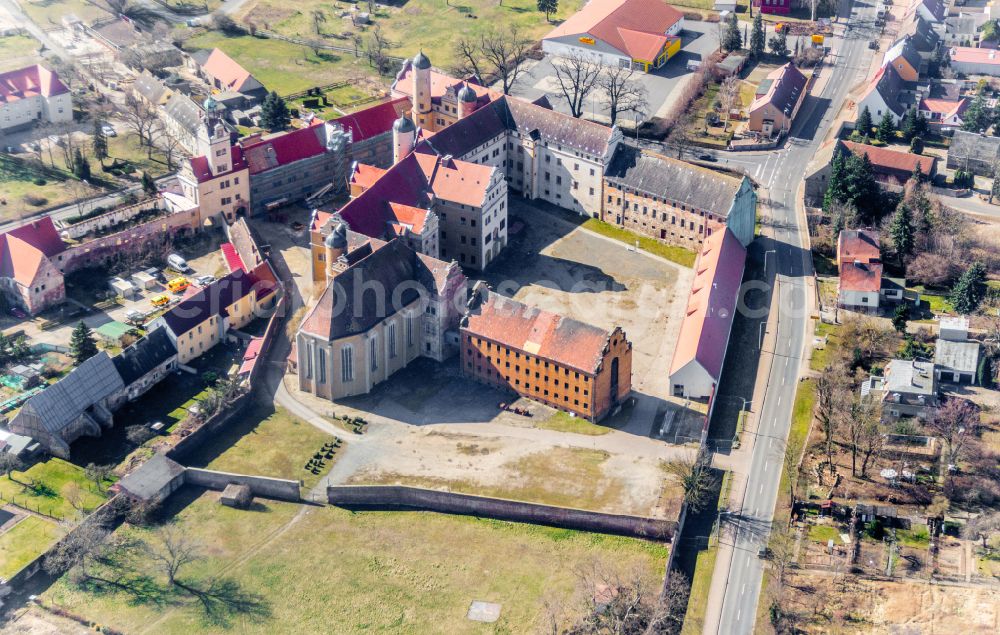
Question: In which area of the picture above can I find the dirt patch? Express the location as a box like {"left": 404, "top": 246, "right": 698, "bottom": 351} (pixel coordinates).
{"left": 241, "top": 4, "right": 297, "bottom": 26}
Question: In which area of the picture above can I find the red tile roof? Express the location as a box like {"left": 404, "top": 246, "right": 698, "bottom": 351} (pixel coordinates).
{"left": 220, "top": 242, "right": 246, "bottom": 273}
{"left": 188, "top": 144, "right": 247, "bottom": 183}
{"left": 240, "top": 121, "right": 330, "bottom": 175}
{"left": 617, "top": 29, "right": 673, "bottom": 63}
{"left": 0, "top": 64, "right": 69, "bottom": 104}
{"left": 462, "top": 289, "right": 621, "bottom": 374}
{"left": 7, "top": 217, "right": 65, "bottom": 258}
{"left": 841, "top": 141, "right": 935, "bottom": 177}
{"left": 201, "top": 48, "right": 254, "bottom": 92}
{"left": 543, "top": 0, "right": 683, "bottom": 61}
{"left": 918, "top": 97, "right": 969, "bottom": 120}
{"left": 332, "top": 97, "right": 412, "bottom": 142}
{"left": 349, "top": 163, "right": 388, "bottom": 192}
{"left": 0, "top": 217, "right": 64, "bottom": 288}
{"left": 837, "top": 229, "right": 881, "bottom": 266}
{"left": 840, "top": 260, "right": 883, "bottom": 293}
{"left": 393, "top": 67, "right": 500, "bottom": 108}
{"left": 249, "top": 261, "right": 279, "bottom": 299}
{"left": 948, "top": 46, "right": 1000, "bottom": 65}
{"left": 669, "top": 229, "right": 747, "bottom": 380}
{"left": 238, "top": 336, "right": 264, "bottom": 375}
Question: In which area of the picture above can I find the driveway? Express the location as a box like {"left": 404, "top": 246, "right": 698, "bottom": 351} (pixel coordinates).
{"left": 507, "top": 20, "right": 721, "bottom": 124}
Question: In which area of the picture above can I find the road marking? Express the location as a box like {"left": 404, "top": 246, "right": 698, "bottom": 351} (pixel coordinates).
{"left": 737, "top": 609, "right": 742, "bottom": 622}
{"left": 769, "top": 438, "right": 774, "bottom": 448}
{"left": 745, "top": 558, "right": 750, "bottom": 569}
{"left": 777, "top": 396, "right": 781, "bottom": 407}
{"left": 759, "top": 483, "right": 763, "bottom": 494}
{"left": 764, "top": 461, "right": 769, "bottom": 471}
{"left": 781, "top": 374, "right": 786, "bottom": 385}
{"left": 741, "top": 583, "right": 746, "bottom": 596}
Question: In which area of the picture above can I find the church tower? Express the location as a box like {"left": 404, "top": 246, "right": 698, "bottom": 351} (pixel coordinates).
{"left": 411, "top": 51, "right": 432, "bottom": 130}
{"left": 198, "top": 96, "right": 232, "bottom": 176}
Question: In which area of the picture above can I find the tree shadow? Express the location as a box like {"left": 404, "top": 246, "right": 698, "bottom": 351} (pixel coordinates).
{"left": 175, "top": 577, "right": 272, "bottom": 627}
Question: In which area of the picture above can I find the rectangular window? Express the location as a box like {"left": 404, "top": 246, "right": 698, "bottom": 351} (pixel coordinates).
{"left": 369, "top": 337, "right": 378, "bottom": 371}
{"left": 341, "top": 347, "right": 353, "bottom": 382}
{"left": 318, "top": 348, "right": 327, "bottom": 384}
{"left": 388, "top": 322, "right": 397, "bottom": 358}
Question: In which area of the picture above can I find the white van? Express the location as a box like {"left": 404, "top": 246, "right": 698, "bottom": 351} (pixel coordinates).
{"left": 167, "top": 253, "right": 191, "bottom": 273}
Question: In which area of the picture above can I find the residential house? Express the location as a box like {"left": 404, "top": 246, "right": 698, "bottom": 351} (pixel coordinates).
{"left": 239, "top": 121, "right": 351, "bottom": 216}
{"left": 0, "top": 64, "right": 72, "bottom": 132}
{"left": 9, "top": 352, "right": 125, "bottom": 459}
{"left": 862, "top": 359, "right": 939, "bottom": 421}
{"left": 943, "top": 14, "right": 985, "bottom": 46}
{"left": 857, "top": 65, "right": 910, "bottom": 125}
{"left": 0, "top": 217, "right": 66, "bottom": 315}
{"left": 918, "top": 96, "right": 970, "bottom": 131}
{"left": 191, "top": 48, "right": 267, "bottom": 103}
{"left": 948, "top": 46, "right": 1000, "bottom": 76}
{"left": 805, "top": 140, "right": 937, "bottom": 205}
{"left": 908, "top": 0, "right": 947, "bottom": 23}
{"left": 837, "top": 229, "right": 884, "bottom": 312}
{"left": 946, "top": 130, "right": 1000, "bottom": 175}
{"left": 151, "top": 268, "right": 261, "bottom": 364}
{"left": 668, "top": 228, "right": 747, "bottom": 400}
{"left": 601, "top": 145, "right": 756, "bottom": 249}
{"left": 110, "top": 327, "right": 178, "bottom": 406}
{"left": 897, "top": 14, "right": 941, "bottom": 57}
{"left": 882, "top": 37, "right": 923, "bottom": 81}
{"left": 460, "top": 282, "right": 633, "bottom": 422}
{"left": 934, "top": 316, "right": 980, "bottom": 384}
{"left": 296, "top": 236, "right": 467, "bottom": 400}
{"left": 541, "top": 0, "right": 684, "bottom": 72}
{"left": 748, "top": 63, "right": 809, "bottom": 138}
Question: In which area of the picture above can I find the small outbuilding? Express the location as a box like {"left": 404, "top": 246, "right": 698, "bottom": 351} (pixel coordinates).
{"left": 220, "top": 483, "right": 253, "bottom": 509}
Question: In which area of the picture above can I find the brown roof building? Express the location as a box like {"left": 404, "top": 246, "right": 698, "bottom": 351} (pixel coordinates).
{"left": 460, "top": 283, "right": 632, "bottom": 422}
{"left": 748, "top": 63, "right": 809, "bottom": 138}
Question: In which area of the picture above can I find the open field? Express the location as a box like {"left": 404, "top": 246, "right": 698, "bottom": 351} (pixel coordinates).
{"left": 20, "top": 0, "right": 110, "bottom": 26}
{"left": 41, "top": 491, "right": 669, "bottom": 633}
{"left": 187, "top": 404, "right": 336, "bottom": 491}
{"left": 0, "top": 458, "right": 111, "bottom": 519}
{"left": 0, "top": 154, "right": 99, "bottom": 220}
{"left": 0, "top": 514, "right": 64, "bottom": 579}
{"left": 0, "top": 34, "right": 43, "bottom": 72}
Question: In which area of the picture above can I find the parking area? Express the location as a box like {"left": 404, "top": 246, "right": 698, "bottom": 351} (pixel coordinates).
{"left": 508, "top": 20, "right": 721, "bottom": 123}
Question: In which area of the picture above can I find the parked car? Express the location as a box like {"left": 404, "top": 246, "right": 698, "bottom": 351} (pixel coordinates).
{"left": 167, "top": 253, "right": 191, "bottom": 273}
{"left": 9, "top": 307, "right": 26, "bottom": 319}
{"left": 167, "top": 277, "right": 190, "bottom": 294}
{"left": 101, "top": 124, "right": 117, "bottom": 137}
{"left": 698, "top": 153, "right": 717, "bottom": 162}
{"left": 125, "top": 309, "right": 144, "bottom": 324}
{"left": 151, "top": 294, "right": 170, "bottom": 307}
{"left": 195, "top": 275, "right": 215, "bottom": 286}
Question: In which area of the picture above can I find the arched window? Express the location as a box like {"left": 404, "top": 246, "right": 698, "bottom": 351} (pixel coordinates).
{"left": 341, "top": 345, "right": 354, "bottom": 383}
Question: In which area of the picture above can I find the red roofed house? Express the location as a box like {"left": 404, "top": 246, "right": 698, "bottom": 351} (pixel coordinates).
{"left": 918, "top": 97, "right": 969, "bottom": 130}
{"left": 748, "top": 63, "right": 809, "bottom": 138}
{"left": 947, "top": 46, "right": 1000, "bottom": 77}
{"left": 752, "top": 0, "right": 791, "bottom": 15}
{"left": 541, "top": 0, "right": 683, "bottom": 72}
{"left": 177, "top": 100, "right": 250, "bottom": 224}
{"left": 837, "top": 229, "right": 884, "bottom": 312}
{"left": 0, "top": 217, "right": 67, "bottom": 314}
{"left": 0, "top": 64, "right": 72, "bottom": 132}
{"left": 668, "top": 228, "right": 747, "bottom": 400}
{"left": 330, "top": 96, "right": 412, "bottom": 168}
{"left": 805, "top": 139, "right": 937, "bottom": 205}
{"left": 192, "top": 48, "right": 267, "bottom": 101}
{"left": 461, "top": 282, "right": 633, "bottom": 422}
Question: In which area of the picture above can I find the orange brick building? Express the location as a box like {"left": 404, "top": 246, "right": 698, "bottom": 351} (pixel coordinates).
{"left": 459, "top": 284, "right": 632, "bottom": 422}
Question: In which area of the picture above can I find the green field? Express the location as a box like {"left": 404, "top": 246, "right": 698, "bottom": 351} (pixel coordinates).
{"left": 807, "top": 524, "right": 841, "bottom": 544}
{"left": 43, "top": 492, "right": 669, "bottom": 633}
{"left": 0, "top": 515, "right": 65, "bottom": 579}
{"left": 582, "top": 218, "right": 698, "bottom": 267}
{"left": 0, "top": 458, "right": 112, "bottom": 520}
{"left": 0, "top": 34, "right": 43, "bottom": 72}
{"left": 536, "top": 410, "right": 612, "bottom": 436}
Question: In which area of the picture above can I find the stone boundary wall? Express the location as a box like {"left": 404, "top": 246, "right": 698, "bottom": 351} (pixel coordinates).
{"left": 185, "top": 468, "right": 300, "bottom": 501}
{"left": 165, "top": 392, "right": 253, "bottom": 464}
{"left": 327, "top": 485, "right": 675, "bottom": 541}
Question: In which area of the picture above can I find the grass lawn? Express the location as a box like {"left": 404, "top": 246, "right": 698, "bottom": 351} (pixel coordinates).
{"left": 0, "top": 154, "right": 100, "bottom": 219}
{"left": 777, "top": 379, "right": 815, "bottom": 516}
{"left": 896, "top": 526, "right": 930, "bottom": 549}
{"left": 43, "top": 492, "right": 668, "bottom": 633}
{"left": 0, "top": 459, "right": 112, "bottom": 520}
{"left": 350, "top": 446, "right": 660, "bottom": 516}
{"left": 536, "top": 410, "right": 611, "bottom": 436}
{"left": 186, "top": 404, "right": 336, "bottom": 491}
{"left": 0, "top": 515, "right": 65, "bottom": 579}
{"left": 680, "top": 540, "right": 719, "bottom": 635}
{"left": 810, "top": 321, "right": 841, "bottom": 372}
{"left": 20, "top": 0, "right": 110, "bottom": 26}
{"left": 0, "top": 34, "right": 43, "bottom": 72}
{"left": 582, "top": 218, "right": 697, "bottom": 267}
{"left": 910, "top": 286, "right": 953, "bottom": 315}
{"left": 807, "top": 524, "right": 841, "bottom": 544}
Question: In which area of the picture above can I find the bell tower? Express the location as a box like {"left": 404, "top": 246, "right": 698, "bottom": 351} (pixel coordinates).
{"left": 199, "top": 96, "right": 232, "bottom": 176}
{"left": 411, "top": 51, "right": 432, "bottom": 130}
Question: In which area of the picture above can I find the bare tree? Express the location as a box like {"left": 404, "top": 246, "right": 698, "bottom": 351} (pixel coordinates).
{"left": 566, "top": 560, "right": 688, "bottom": 635}
{"left": 846, "top": 396, "right": 881, "bottom": 477}
{"left": 857, "top": 414, "right": 885, "bottom": 479}
{"left": 155, "top": 121, "right": 183, "bottom": 170}
{"left": 0, "top": 452, "right": 21, "bottom": 482}
{"left": 552, "top": 53, "right": 602, "bottom": 119}
{"left": 120, "top": 93, "right": 158, "bottom": 148}
{"left": 145, "top": 524, "right": 201, "bottom": 585}
{"left": 815, "top": 363, "right": 850, "bottom": 473}
{"left": 62, "top": 482, "right": 88, "bottom": 515}
{"left": 964, "top": 511, "right": 1000, "bottom": 549}
{"left": 366, "top": 25, "right": 391, "bottom": 74}
{"left": 718, "top": 75, "right": 740, "bottom": 131}
{"left": 453, "top": 35, "right": 485, "bottom": 79}
{"left": 85, "top": 463, "right": 113, "bottom": 492}
{"left": 480, "top": 25, "right": 531, "bottom": 95}
{"left": 599, "top": 65, "right": 648, "bottom": 126}
{"left": 663, "top": 453, "right": 715, "bottom": 514}
{"left": 783, "top": 434, "right": 804, "bottom": 504}
{"left": 310, "top": 9, "right": 325, "bottom": 35}
{"left": 43, "top": 521, "right": 108, "bottom": 577}
{"left": 927, "top": 398, "right": 979, "bottom": 471}
{"left": 667, "top": 111, "right": 696, "bottom": 159}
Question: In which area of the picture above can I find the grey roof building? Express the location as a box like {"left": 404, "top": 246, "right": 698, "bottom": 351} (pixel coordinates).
{"left": 9, "top": 352, "right": 124, "bottom": 458}
{"left": 114, "top": 453, "right": 186, "bottom": 503}
{"left": 112, "top": 327, "right": 178, "bottom": 404}
{"left": 864, "top": 359, "right": 940, "bottom": 421}
{"left": 947, "top": 130, "right": 1000, "bottom": 176}
{"left": 934, "top": 339, "right": 980, "bottom": 383}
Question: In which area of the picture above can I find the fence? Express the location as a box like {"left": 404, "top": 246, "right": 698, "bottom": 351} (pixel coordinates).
{"left": 185, "top": 468, "right": 300, "bottom": 501}
{"left": 327, "top": 485, "right": 676, "bottom": 540}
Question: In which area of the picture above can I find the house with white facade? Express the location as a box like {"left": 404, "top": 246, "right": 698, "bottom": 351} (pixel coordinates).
{"left": 0, "top": 64, "right": 72, "bottom": 132}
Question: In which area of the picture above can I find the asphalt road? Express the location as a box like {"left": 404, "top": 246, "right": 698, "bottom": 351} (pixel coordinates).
{"left": 712, "top": 1, "right": 880, "bottom": 632}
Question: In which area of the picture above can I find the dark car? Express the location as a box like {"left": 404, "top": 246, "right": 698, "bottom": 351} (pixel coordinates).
{"left": 698, "top": 154, "right": 717, "bottom": 162}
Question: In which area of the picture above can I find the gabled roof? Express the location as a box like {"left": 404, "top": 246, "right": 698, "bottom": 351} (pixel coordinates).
{"left": 543, "top": 0, "right": 683, "bottom": 61}
{"left": 462, "top": 288, "right": 621, "bottom": 375}
{"left": 840, "top": 260, "right": 883, "bottom": 293}
{"left": 918, "top": 97, "right": 969, "bottom": 120}
{"left": 240, "top": 121, "right": 330, "bottom": 175}
{"left": 883, "top": 37, "right": 923, "bottom": 73}
{"left": 909, "top": 0, "right": 946, "bottom": 22}
{"left": 17, "top": 352, "right": 124, "bottom": 435}
{"left": 604, "top": 145, "right": 743, "bottom": 216}
{"left": 750, "top": 63, "right": 807, "bottom": 117}
{"left": 669, "top": 229, "right": 747, "bottom": 380}
{"left": 160, "top": 268, "right": 257, "bottom": 337}
{"left": 188, "top": 144, "right": 247, "bottom": 183}
{"left": 331, "top": 97, "right": 412, "bottom": 143}
{"left": 898, "top": 14, "right": 940, "bottom": 53}
{"left": 200, "top": 48, "right": 263, "bottom": 93}
{"left": 300, "top": 239, "right": 454, "bottom": 340}
{"left": 162, "top": 92, "right": 203, "bottom": 137}
{"left": 0, "top": 64, "right": 68, "bottom": 104}
{"left": 840, "top": 141, "right": 936, "bottom": 176}
{"left": 6, "top": 216, "right": 65, "bottom": 257}
{"left": 0, "top": 217, "right": 65, "bottom": 287}
{"left": 134, "top": 69, "right": 170, "bottom": 105}
{"left": 837, "top": 229, "right": 881, "bottom": 264}
{"left": 112, "top": 327, "right": 177, "bottom": 386}
{"left": 860, "top": 65, "right": 908, "bottom": 117}
{"left": 115, "top": 453, "right": 186, "bottom": 501}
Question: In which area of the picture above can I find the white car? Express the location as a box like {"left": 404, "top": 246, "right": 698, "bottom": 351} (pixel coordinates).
{"left": 101, "top": 124, "right": 117, "bottom": 137}
{"left": 195, "top": 275, "right": 215, "bottom": 286}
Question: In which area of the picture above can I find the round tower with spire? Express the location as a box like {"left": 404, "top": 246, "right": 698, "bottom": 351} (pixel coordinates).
{"left": 411, "top": 50, "right": 432, "bottom": 129}
{"left": 457, "top": 83, "right": 478, "bottom": 119}
{"left": 324, "top": 222, "right": 348, "bottom": 278}
{"left": 392, "top": 114, "right": 416, "bottom": 164}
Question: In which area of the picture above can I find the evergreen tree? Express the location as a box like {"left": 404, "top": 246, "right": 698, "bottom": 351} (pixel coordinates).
{"left": 962, "top": 88, "right": 990, "bottom": 132}
{"left": 909, "top": 135, "right": 924, "bottom": 155}
{"left": 537, "top": 0, "right": 558, "bottom": 21}
{"left": 750, "top": 12, "right": 766, "bottom": 59}
{"left": 260, "top": 91, "right": 291, "bottom": 131}
{"left": 953, "top": 169, "right": 975, "bottom": 188}
{"left": 72, "top": 148, "right": 90, "bottom": 181}
{"left": 844, "top": 152, "right": 878, "bottom": 220}
{"left": 856, "top": 106, "right": 873, "bottom": 137}
{"left": 875, "top": 109, "right": 896, "bottom": 142}
{"left": 889, "top": 201, "right": 914, "bottom": 262}
{"left": 141, "top": 171, "right": 157, "bottom": 197}
{"left": 92, "top": 120, "right": 108, "bottom": 167}
{"left": 950, "top": 262, "right": 987, "bottom": 314}
{"left": 70, "top": 321, "right": 98, "bottom": 366}
{"left": 892, "top": 304, "right": 909, "bottom": 333}
{"left": 723, "top": 12, "right": 742, "bottom": 52}
{"left": 823, "top": 147, "right": 848, "bottom": 211}
{"left": 768, "top": 30, "right": 789, "bottom": 57}
{"left": 900, "top": 108, "right": 918, "bottom": 141}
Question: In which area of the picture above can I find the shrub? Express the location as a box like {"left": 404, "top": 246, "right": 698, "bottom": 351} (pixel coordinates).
{"left": 23, "top": 194, "right": 47, "bottom": 206}
{"left": 683, "top": 11, "right": 703, "bottom": 21}
{"left": 705, "top": 13, "right": 721, "bottom": 23}
{"left": 33, "top": 177, "right": 46, "bottom": 186}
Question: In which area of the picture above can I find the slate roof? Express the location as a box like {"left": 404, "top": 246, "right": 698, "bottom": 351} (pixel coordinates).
{"left": 162, "top": 92, "right": 203, "bottom": 138}
{"left": 861, "top": 65, "right": 908, "bottom": 117}
{"left": 543, "top": 0, "right": 683, "bottom": 61}
{"left": 899, "top": 15, "right": 940, "bottom": 53}
{"left": 240, "top": 122, "right": 330, "bottom": 175}
{"left": 300, "top": 238, "right": 452, "bottom": 340}
{"left": 0, "top": 64, "right": 69, "bottom": 104}
{"left": 949, "top": 130, "right": 1000, "bottom": 161}
{"left": 934, "top": 339, "right": 980, "bottom": 374}
{"left": 883, "top": 37, "right": 923, "bottom": 74}
{"left": 332, "top": 97, "right": 412, "bottom": 143}
{"left": 160, "top": 268, "right": 256, "bottom": 337}
{"left": 910, "top": 0, "right": 946, "bottom": 22}
{"left": 461, "top": 288, "right": 618, "bottom": 375}
{"left": 604, "top": 146, "right": 743, "bottom": 216}
{"left": 112, "top": 327, "right": 177, "bottom": 387}
{"left": 134, "top": 70, "right": 170, "bottom": 105}
{"left": 669, "top": 229, "right": 747, "bottom": 379}
{"left": 750, "top": 63, "right": 807, "bottom": 118}
{"left": 17, "top": 352, "right": 124, "bottom": 435}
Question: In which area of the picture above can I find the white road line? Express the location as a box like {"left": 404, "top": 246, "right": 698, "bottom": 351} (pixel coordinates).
{"left": 745, "top": 558, "right": 750, "bottom": 569}
{"left": 741, "top": 583, "right": 746, "bottom": 596}
{"left": 769, "top": 438, "right": 774, "bottom": 448}
{"left": 781, "top": 374, "right": 786, "bottom": 385}
{"left": 777, "top": 396, "right": 781, "bottom": 407}
{"left": 737, "top": 609, "right": 742, "bottom": 622}
{"left": 759, "top": 483, "right": 763, "bottom": 494}
{"left": 764, "top": 461, "right": 769, "bottom": 471}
